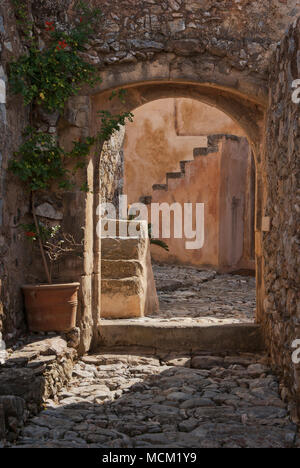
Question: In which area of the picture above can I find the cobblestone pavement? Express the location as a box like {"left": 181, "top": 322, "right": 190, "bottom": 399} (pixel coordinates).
{"left": 152, "top": 264, "right": 256, "bottom": 323}
{"left": 14, "top": 350, "right": 300, "bottom": 448}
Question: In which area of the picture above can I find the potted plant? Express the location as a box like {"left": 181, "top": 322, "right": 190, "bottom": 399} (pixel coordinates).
{"left": 9, "top": 125, "right": 94, "bottom": 333}
{"left": 21, "top": 224, "right": 83, "bottom": 332}
{"left": 8, "top": 2, "right": 133, "bottom": 332}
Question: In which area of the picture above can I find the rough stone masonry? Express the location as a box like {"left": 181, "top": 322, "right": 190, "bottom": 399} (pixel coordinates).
{"left": 0, "top": 0, "right": 297, "bottom": 341}
{"left": 0, "top": 0, "right": 299, "bottom": 436}
{"left": 11, "top": 349, "right": 300, "bottom": 448}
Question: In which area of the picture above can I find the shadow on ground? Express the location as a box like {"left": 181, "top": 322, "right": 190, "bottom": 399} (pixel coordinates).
{"left": 12, "top": 348, "right": 300, "bottom": 449}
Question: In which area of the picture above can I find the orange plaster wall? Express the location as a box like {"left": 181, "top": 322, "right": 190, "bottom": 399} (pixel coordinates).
{"left": 175, "top": 99, "right": 246, "bottom": 136}
{"left": 149, "top": 137, "right": 252, "bottom": 270}
{"left": 124, "top": 98, "right": 245, "bottom": 205}
{"left": 124, "top": 99, "right": 252, "bottom": 270}
{"left": 150, "top": 143, "right": 222, "bottom": 268}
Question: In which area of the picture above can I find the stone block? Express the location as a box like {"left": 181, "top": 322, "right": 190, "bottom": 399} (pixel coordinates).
{"left": 35, "top": 202, "right": 63, "bottom": 220}
{"left": 101, "top": 225, "right": 159, "bottom": 319}
{"left": 0, "top": 16, "right": 5, "bottom": 34}
{"left": 101, "top": 237, "right": 147, "bottom": 261}
{"left": 101, "top": 278, "right": 145, "bottom": 319}
{"left": 168, "top": 19, "right": 185, "bottom": 33}
{"left": 102, "top": 260, "right": 143, "bottom": 279}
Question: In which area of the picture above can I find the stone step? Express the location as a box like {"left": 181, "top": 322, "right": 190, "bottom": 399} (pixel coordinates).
{"left": 144, "top": 134, "right": 235, "bottom": 204}
{"left": 180, "top": 160, "right": 193, "bottom": 174}
{"left": 166, "top": 171, "right": 184, "bottom": 181}
{"left": 97, "top": 320, "right": 265, "bottom": 353}
{"left": 152, "top": 183, "right": 168, "bottom": 191}
{"left": 101, "top": 233, "right": 159, "bottom": 320}
{"left": 102, "top": 277, "right": 143, "bottom": 295}
{"left": 102, "top": 260, "right": 143, "bottom": 279}
{"left": 101, "top": 278, "right": 145, "bottom": 319}
{"left": 102, "top": 237, "right": 148, "bottom": 261}
{"left": 193, "top": 146, "right": 219, "bottom": 157}
{"left": 139, "top": 195, "right": 152, "bottom": 205}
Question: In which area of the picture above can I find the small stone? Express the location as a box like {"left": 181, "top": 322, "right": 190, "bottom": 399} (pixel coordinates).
{"left": 168, "top": 18, "right": 185, "bottom": 33}
{"left": 0, "top": 79, "right": 6, "bottom": 104}
{"left": 247, "top": 364, "right": 269, "bottom": 377}
{"left": 180, "top": 398, "right": 215, "bottom": 409}
{"left": 35, "top": 203, "right": 63, "bottom": 220}
{"left": 178, "top": 417, "right": 198, "bottom": 432}
{"left": 166, "top": 392, "right": 191, "bottom": 402}
{"left": 191, "top": 356, "right": 225, "bottom": 369}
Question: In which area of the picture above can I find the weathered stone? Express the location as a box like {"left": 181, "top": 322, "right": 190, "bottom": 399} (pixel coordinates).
{"left": 127, "top": 39, "right": 164, "bottom": 51}
{"left": 166, "top": 391, "right": 191, "bottom": 402}
{"left": 0, "top": 79, "right": 5, "bottom": 104}
{"left": 191, "top": 356, "right": 225, "bottom": 369}
{"left": 101, "top": 260, "right": 143, "bottom": 280}
{"left": 0, "top": 336, "right": 75, "bottom": 443}
{"left": 27, "top": 355, "right": 57, "bottom": 368}
{"left": 168, "top": 18, "right": 185, "bottom": 33}
{"left": 247, "top": 364, "right": 269, "bottom": 377}
{"left": 9, "top": 349, "right": 300, "bottom": 448}
{"left": 35, "top": 203, "right": 63, "bottom": 220}
{"left": 169, "top": 39, "right": 204, "bottom": 55}
{"left": 180, "top": 398, "right": 215, "bottom": 409}
{"left": 0, "top": 0, "right": 299, "bottom": 445}
{"left": 101, "top": 227, "right": 158, "bottom": 319}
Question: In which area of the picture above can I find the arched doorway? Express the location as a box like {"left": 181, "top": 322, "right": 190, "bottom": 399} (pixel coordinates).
{"left": 97, "top": 96, "right": 256, "bottom": 328}
{"left": 90, "top": 78, "right": 266, "bottom": 344}
{"left": 59, "top": 73, "right": 267, "bottom": 352}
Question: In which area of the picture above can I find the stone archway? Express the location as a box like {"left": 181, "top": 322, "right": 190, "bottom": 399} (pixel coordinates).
{"left": 52, "top": 17, "right": 300, "bottom": 418}
{"left": 80, "top": 73, "right": 267, "bottom": 350}
{"left": 0, "top": 0, "right": 299, "bottom": 438}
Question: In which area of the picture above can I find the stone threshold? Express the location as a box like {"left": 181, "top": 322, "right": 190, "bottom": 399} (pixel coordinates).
{"left": 97, "top": 319, "right": 265, "bottom": 353}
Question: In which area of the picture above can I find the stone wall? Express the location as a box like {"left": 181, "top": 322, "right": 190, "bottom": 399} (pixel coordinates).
{"left": 262, "top": 17, "right": 300, "bottom": 421}
{"left": 100, "top": 126, "right": 125, "bottom": 208}
{"left": 31, "top": 0, "right": 299, "bottom": 90}
{"left": 0, "top": 335, "right": 76, "bottom": 444}
{"left": 0, "top": 0, "right": 298, "bottom": 362}
{"left": 0, "top": 1, "right": 32, "bottom": 343}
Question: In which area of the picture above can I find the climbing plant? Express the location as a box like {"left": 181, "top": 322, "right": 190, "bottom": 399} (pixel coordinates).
{"left": 9, "top": 127, "right": 95, "bottom": 192}
{"left": 9, "top": 1, "right": 133, "bottom": 191}
{"left": 8, "top": 0, "right": 134, "bottom": 283}
{"left": 11, "top": 0, "right": 33, "bottom": 40}
{"left": 9, "top": 4, "right": 102, "bottom": 112}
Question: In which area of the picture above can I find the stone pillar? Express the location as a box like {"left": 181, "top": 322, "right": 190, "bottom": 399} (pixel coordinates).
{"left": 58, "top": 96, "right": 96, "bottom": 354}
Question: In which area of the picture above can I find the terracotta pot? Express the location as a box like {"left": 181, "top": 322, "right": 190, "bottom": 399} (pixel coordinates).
{"left": 22, "top": 283, "right": 80, "bottom": 332}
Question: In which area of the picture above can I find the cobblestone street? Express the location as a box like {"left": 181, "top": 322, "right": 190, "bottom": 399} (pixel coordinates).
{"left": 13, "top": 349, "right": 300, "bottom": 448}
{"left": 12, "top": 266, "right": 299, "bottom": 449}
{"left": 152, "top": 264, "right": 256, "bottom": 324}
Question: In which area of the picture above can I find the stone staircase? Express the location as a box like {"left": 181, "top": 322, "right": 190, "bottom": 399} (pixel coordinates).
{"left": 98, "top": 135, "right": 261, "bottom": 353}
{"left": 140, "top": 134, "right": 240, "bottom": 204}
{"left": 101, "top": 220, "right": 159, "bottom": 319}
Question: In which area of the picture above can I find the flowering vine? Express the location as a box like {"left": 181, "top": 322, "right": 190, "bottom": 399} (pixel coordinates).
{"left": 9, "top": 0, "right": 134, "bottom": 283}
{"left": 9, "top": 0, "right": 133, "bottom": 192}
